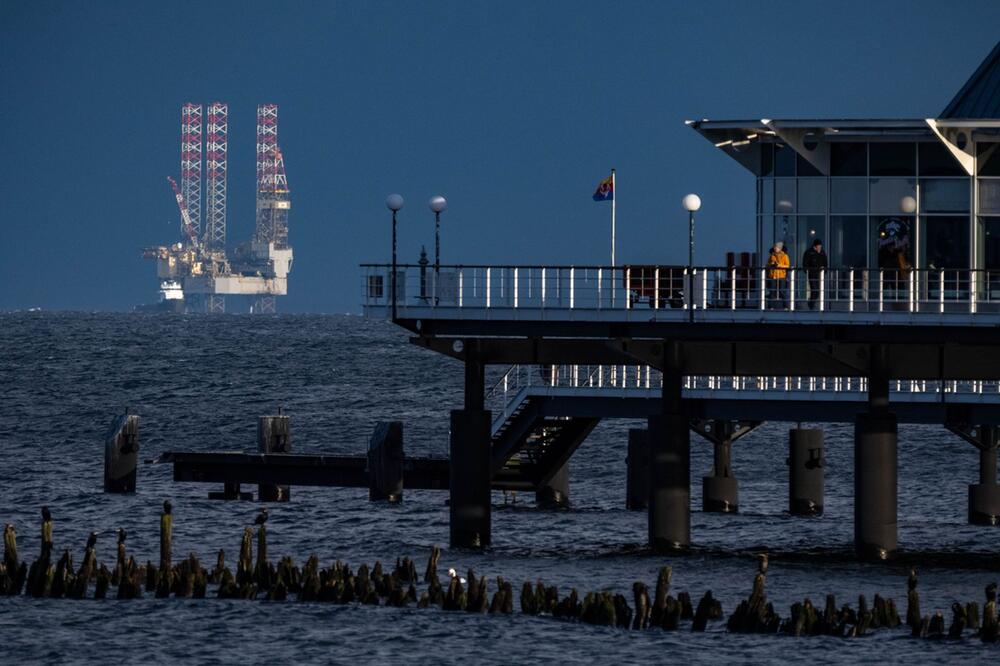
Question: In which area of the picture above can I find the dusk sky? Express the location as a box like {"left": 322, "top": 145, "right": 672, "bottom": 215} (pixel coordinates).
{"left": 2, "top": 0, "right": 998, "bottom": 313}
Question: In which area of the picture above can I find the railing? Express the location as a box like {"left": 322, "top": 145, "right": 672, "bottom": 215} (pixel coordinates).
{"left": 361, "top": 264, "right": 1000, "bottom": 317}
{"left": 485, "top": 364, "right": 1000, "bottom": 424}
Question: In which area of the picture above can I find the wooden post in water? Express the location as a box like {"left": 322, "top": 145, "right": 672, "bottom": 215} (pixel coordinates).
{"left": 258, "top": 411, "right": 291, "bottom": 502}
{"left": 368, "top": 421, "right": 404, "bottom": 503}
{"left": 103, "top": 411, "right": 139, "bottom": 493}
{"left": 159, "top": 501, "right": 172, "bottom": 576}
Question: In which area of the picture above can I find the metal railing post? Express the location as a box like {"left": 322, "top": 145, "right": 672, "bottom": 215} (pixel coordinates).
{"left": 570, "top": 267, "right": 575, "bottom": 309}
{"left": 486, "top": 267, "right": 492, "bottom": 308}
{"left": 759, "top": 267, "right": 766, "bottom": 311}
{"left": 849, "top": 269, "right": 855, "bottom": 312}
{"left": 819, "top": 269, "right": 825, "bottom": 312}
{"left": 730, "top": 267, "right": 736, "bottom": 310}
{"left": 654, "top": 267, "right": 660, "bottom": 310}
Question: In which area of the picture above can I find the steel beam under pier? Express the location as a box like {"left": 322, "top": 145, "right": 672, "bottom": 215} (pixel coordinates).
{"left": 450, "top": 348, "right": 491, "bottom": 548}
{"left": 855, "top": 344, "right": 898, "bottom": 561}
{"left": 648, "top": 341, "right": 690, "bottom": 552}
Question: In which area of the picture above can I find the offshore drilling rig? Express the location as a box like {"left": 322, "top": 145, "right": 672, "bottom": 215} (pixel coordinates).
{"left": 140, "top": 103, "right": 293, "bottom": 313}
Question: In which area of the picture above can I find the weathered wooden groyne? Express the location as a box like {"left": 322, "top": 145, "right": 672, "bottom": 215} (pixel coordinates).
{"left": 1, "top": 507, "right": 998, "bottom": 644}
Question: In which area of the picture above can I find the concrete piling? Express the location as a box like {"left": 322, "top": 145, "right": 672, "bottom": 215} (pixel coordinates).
{"left": 535, "top": 462, "right": 569, "bottom": 509}
{"left": 789, "top": 428, "right": 824, "bottom": 515}
{"left": 649, "top": 341, "right": 690, "bottom": 552}
{"left": 103, "top": 411, "right": 139, "bottom": 493}
{"left": 258, "top": 412, "right": 291, "bottom": 502}
{"left": 449, "top": 409, "right": 492, "bottom": 548}
{"left": 854, "top": 413, "right": 898, "bottom": 560}
{"left": 449, "top": 350, "right": 491, "bottom": 549}
{"left": 626, "top": 429, "right": 649, "bottom": 510}
{"left": 968, "top": 426, "right": 999, "bottom": 526}
{"left": 367, "top": 421, "right": 404, "bottom": 503}
{"left": 694, "top": 420, "right": 759, "bottom": 513}
{"left": 855, "top": 345, "right": 898, "bottom": 561}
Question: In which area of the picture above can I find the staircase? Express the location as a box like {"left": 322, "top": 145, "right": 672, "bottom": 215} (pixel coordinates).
{"left": 486, "top": 366, "right": 600, "bottom": 491}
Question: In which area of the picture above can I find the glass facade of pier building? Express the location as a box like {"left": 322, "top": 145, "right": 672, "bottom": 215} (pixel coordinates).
{"left": 689, "top": 41, "right": 1000, "bottom": 277}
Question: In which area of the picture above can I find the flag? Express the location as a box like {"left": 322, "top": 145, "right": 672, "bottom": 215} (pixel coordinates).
{"left": 592, "top": 174, "right": 614, "bottom": 202}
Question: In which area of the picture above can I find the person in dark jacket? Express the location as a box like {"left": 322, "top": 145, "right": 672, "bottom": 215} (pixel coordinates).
{"left": 802, "top": 239, "right": 828, "bottom": 310}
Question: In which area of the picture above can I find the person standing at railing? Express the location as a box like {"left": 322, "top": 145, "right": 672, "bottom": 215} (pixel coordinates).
{"left": 767, "top": 242, "right": 790, "bottom": 309}
{"left": 802, "top": 239, "right": 828, "bottom": 311}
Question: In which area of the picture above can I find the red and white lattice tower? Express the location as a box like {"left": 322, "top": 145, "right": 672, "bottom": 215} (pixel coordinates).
{"left": 254, "top": 104, "right": 290, "bottom": 249}
{"left": 180, "top": 103, "right": 203, "bottom": 244}
{"left": 204, "top": 102, "right": 228, "bottom": 251}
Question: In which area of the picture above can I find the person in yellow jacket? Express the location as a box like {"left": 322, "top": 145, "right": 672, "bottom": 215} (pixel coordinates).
{"left": 767, "top": 241, "right": 790, "bottom": 309}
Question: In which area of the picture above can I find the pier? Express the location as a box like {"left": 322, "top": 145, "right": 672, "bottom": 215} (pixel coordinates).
{"left": 358, "top": 262, "right": 1000, "bottom": 559}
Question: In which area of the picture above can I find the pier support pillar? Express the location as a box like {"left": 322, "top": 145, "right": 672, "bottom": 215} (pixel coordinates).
{"left": 948, "top": 424, "right": 1000, "bottom": 526}
{"left": 789, "top": 428, "right": 824, "bottom": 515}
{"left": 368, "top": 421, "right": 404, "bottom": 503}
{"left": 649, "top": 341, "right": 690, "bottom": 552}
{"left": 103, "top": 411, "right": 139, "bottom": 493}
{"left": 693, "top": 420, "right": 761, "bottom": 513}
{"left": 626, "top": 428, "right": 649, "bottom": 510}
{"left": 258, "top": 412, "right": 291, "bottom": 502}
{"left": 450, "top": 347, "right": 491, "bottom": 548}
{"left": 855, "top": 344, "right": 897, "bottom": 560}
{"left": 536, "top": 462, "right": 569, "bottom": 509}
{"left": 450, "top": 409, "right": 491, "bottom": 548}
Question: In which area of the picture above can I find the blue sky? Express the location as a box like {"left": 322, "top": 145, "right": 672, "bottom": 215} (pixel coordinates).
{"left": 1, "top": 0, "right": 998, "bottom": 312}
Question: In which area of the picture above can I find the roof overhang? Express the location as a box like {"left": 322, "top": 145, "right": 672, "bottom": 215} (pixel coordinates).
{"left": 687, "top": 118, "right": 982, "bottom": 176}
{"left": 926, "top": 119, "right": 1000, "bottom": 175}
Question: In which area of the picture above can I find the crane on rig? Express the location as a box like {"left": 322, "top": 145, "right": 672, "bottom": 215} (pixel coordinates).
{"left": 166, "top": 176, "right": 200, "bottom": 249}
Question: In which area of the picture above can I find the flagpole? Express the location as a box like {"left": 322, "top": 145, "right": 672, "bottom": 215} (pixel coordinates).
{"left": 610, "top": 168, "right": 616, "bottom": 267}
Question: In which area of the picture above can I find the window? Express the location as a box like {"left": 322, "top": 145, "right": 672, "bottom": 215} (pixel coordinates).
{"left": 920, "top": 216, "right": 969, "bottom": 269}
{"left": 831, "top": 178, "right": 867, "bottom": 213}
{"left": 758, "top": 179, "right": 774, "bottom": 213}
{"left": 980, "top": 179, "right": 1000, "bottom": 214}
{"left": 920, "top": 179, "right": 969, "bottom": 213}
{"left": 796, "top": 216, "right": 826, "bottom": 266}
{"left": 773, "top": 214, "right": 795, "bottom": 250}
{"left": 870, "top": 178, "right": 916, "bottom": 213}
{"left": 797, "top": 179, "right": 826, "bottom": 213}
{"left": 829, "top": 216, "right": 867, "bottom": 267}
{"left": 760, "top": 143, "right": 774, "bottom": 177}
{"left": 774, "top": 143, "right": 796, "bottom": 177}
{"left": 978, "top": 143, "right": 1000, "bottom": 177}
{"left": 775, "top": 179, "right": 796, "bottom": 213}
{"left": 872, "top": 216, "right": 914, "bottom": 271}
{"left": 831, "top": 142, "right": 867, "bottom": 176}
{"left": 797, "top": 154, "right": 822, "bottom": 177}
{"left": 919, "top": 142, "right": 965, "bottom": 176}
{"left": 869, "top": 142, "right": 915, "bottom": 176}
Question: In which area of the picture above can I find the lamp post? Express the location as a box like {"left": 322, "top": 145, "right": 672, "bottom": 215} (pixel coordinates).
{"left": 682, "top": 194, "right": 702, "bottom": 319}
{"left": 429, "top": 196, "right": 447, "bottom": 305}
{"left": 429, "top": 196, "right": 447, "bottom": 271}
{"left": 683, "top": 194, "right": 701, "bottom": 267}
{"left": 386, "top": 194, "right": 404, "bottom": 320}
